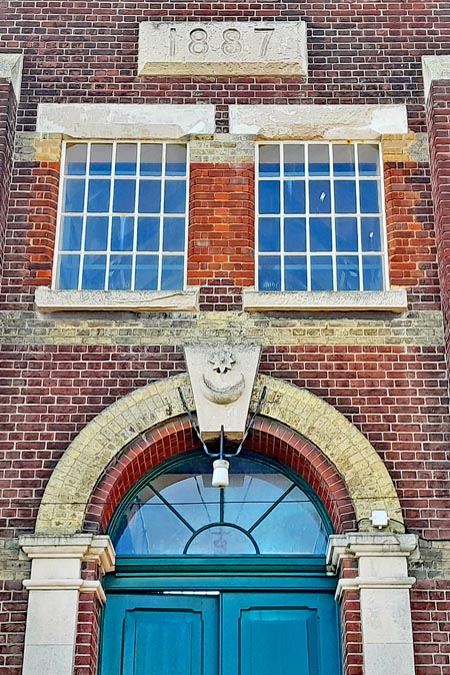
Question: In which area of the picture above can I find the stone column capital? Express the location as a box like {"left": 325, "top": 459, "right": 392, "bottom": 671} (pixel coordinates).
{"left": 19, "top": 533, "right": 115, "bottom": 573}
{"left": 327, "top": 532, "right": 419, "bottom": 573}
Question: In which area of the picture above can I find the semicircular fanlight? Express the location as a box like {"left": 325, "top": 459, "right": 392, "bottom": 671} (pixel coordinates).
{"left": 111, "top": 451, "right": 331, "bottom": 556}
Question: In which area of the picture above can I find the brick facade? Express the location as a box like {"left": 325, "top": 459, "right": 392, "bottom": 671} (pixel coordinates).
{"left": 1, "top": 2, "right": 450, "bottom": 675}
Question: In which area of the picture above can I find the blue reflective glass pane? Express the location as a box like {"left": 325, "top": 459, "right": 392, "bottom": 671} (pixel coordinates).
{"left": 58, "top": 255, "right": 80, "bottom": 289}
{"left": 161, "top": 256, "right": 184, "bottom": 290}
{"left": 140, "top": 144, "right": 163, "bottom": 176}
{"left": 163, "top": 217, "right": 185, "bottom": 252}
{"left": 337, "top": 255, "right": 360, "bottom": 290}
{"left": 137, "top": 217, "right": 159, "bottom": 251}
{"left": 65, "top": 143, "right": 87, "bottom": 176}
{"left": 187, "top": 526, "right": 256, "bottom": 555}
{"left": 308, "top": 144, "right": 330, "bottom": 176}
{"left": 108, "top": 255, "right": 132, "bottom": 290}
{"left": 284, "top": 180, "right": 306, "bottom": 214}
{"left": 311, "top": 256, "right": 333, "bottom": 290}
{"left": 309, "top": 180, "right": 331, "bottom": 213}
{"left": 284, "top": 218, "right": 306, "bottom": 252}
{"left": 253, "top": 494, "right": 327, "bottom": 555}
{"left": 258, "top": 218, "right": 280, "bottom": 252}
{"left": 89, "top": 144, "right": 112, "bottom": 175}
{"left": 284, "top": 144, "right": 305, "bottom": 176}
{"left": 259, "top": 145, "right": 280, "bottom": 177}
{"left": 363, "top": 255, "right": 384, "bottom": 290}
{"left": 63, "top": 180, "right": 85, "bottom": 212}
{"left": 336, "top": 217, "right": 358, "bottom": 252}
{"left": 360, "top": 181, "right": 380, "bottom": 213}
{"left": 114, "top": 490, "right": 190, "bottom": 556}
{"left": 310, "top": 217, "right": 332, "bottom": 252}
{"left": 166, "top": 144, "right": 187, "bottom": 176}
{"left": 113, "top": 180, "right": 136, "bottom": 213}
{"left": 285, "top": 256, "right": 307, "bottom": 291}
{"left": 333, "top": 145, "right": 355, "bottom": 176}
{"left": 115, "top": 144, "right": 137, "bottom": 176}
{"left": 334, "top": 180, "right": 357, "bottom": 214}
{"left": 85, "top": 216, "right": 109, "bottom": 251}
{"left": 135, "top": 255, "right": 158, "bottom": 290}
{"left": 258, "top": 256, "right": 281, "bottom": 291}
{"left": 361, "top": 217, "right": 382, "bottom": 251}
{"left": 164, "top": 180, "right": 186, "bottom": 214}
{"left": 111, "top": 216, "right": 134, "bottom": 251}
{"left": 358, "top": 144, "right": 380, "bottom": 176}
{"left": 152, "top": 474, "right": 220, "bottom": 529}
{"left": 258, "top": 181, "right": 280, "bottom": 214}
{"left": 138, "top": 181, "right": 161, "bottom": 213}
{"left": 87, "top": 180, "right": 110, "bottom": 213}
{"left": 60, "top": 216, "right": 83, "bottom": 251}
{"left": 81, "top": 254, "right": 106, "bottom": 289}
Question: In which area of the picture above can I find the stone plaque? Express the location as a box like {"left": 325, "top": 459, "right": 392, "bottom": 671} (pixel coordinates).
{"left": 138, "top": 21, "right": 307, "bottom": 77}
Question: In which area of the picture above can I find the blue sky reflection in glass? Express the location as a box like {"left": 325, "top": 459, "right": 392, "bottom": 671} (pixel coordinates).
{"left": 257, "top": 142, "right": 385, "bottom": 292}
{"left": 57, "top": 141, "right": 188, "bottom": 291}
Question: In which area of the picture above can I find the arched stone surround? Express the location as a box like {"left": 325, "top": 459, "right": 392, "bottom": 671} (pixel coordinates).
{"left": 83, "top": 415, "right": 356, "bottom": 534}
{"left": 35, "top": 373, "right": 403, "bottom": 534}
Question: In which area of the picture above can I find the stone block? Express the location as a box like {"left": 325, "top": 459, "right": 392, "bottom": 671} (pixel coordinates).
{"left": 229, "top": 104, "right": 408, "bottom": 140}
{"left": 138, "top": 21, "right": 307, "bottom": 77}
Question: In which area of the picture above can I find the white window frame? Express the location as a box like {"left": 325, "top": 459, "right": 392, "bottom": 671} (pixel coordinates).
{"left": 255, "top": 141, "right": 389, "bottom": 292}
{"left": 53, "top": 140, "right": 190, "bottom": 292}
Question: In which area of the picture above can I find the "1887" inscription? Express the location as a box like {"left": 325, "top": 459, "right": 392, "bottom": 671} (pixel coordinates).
{"left": 138, "top": 21, "right": 308, "bottom": 77}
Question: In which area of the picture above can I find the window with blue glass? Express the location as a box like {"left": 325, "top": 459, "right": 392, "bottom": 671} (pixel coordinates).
{"left": 111, "top": 452, "right": 330, "bottom": 556}
{"left": 257, "top": 142, "right": 387, "bottom": 292}
{"left": 55, "top": 142, "right": 188, "bottom": 291}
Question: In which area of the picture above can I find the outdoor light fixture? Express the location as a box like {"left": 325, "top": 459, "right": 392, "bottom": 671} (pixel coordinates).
{"left": 370, "top": 510, "right": 390, "bottom": 529}
{"left": 178, "top": 386, "right": 267, "bottom": 487}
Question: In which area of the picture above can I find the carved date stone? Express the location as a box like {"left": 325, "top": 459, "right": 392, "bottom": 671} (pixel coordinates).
{"left": 138, "top": 22, "right": 308, "bottom": 77}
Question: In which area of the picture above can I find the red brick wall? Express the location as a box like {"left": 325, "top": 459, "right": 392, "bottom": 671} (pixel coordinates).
{"left": 0, "top": 580, "right": 27, "bottom": 675}
{"left": 0, "top": 80, "right": 17, "bottom": 278}
{"left": 426, "top": 81, "right": 450, "bottom": 364}
{"left": 1, "top": 2, "right": 450, "bottom": 674}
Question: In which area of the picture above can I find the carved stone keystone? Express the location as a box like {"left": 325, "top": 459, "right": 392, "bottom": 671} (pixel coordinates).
{"left": 184, "top": 344, "right": 261, "bottom": 440}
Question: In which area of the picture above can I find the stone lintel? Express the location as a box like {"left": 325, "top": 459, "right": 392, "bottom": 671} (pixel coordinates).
{"left": 35, "top": 287, "right": 200, "bottom": 313}
{"left": 36, "top": 103, "right": 215, "bottom": 139}
{"left": 243, "top": 289, "right": 408, "bottom": 313}
{"left": 422, "top": 55, "right": 450, "bottom": 101}
{"left": 138, "top": 22, "right": 307, "bottom": 77}
{"left": 229, "top": 104, "right": 408, "bottom": 140}
{"left": 0, "top": 52, "right": 24, "bottom": 99}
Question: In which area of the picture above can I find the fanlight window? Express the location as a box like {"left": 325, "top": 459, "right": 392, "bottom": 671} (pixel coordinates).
{"left": 111, "top": 453, "right": 330, "bottom": 556}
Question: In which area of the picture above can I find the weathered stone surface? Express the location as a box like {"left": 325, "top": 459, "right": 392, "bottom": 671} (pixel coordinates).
{"left": 0, "top": 52, "right": 23, "bottom": 98}
{"left": 243, "top": 289, "right": 408, "bottom": 313}
{"left": 0, "top": 538, "right": 30, "bottom": 581}
{"left": 0, "top": 308, "right": 444, "bottom": 347}
{"left": 138, "top": 21, "right": 307, "bottom": 76}
{"left": 422, "top": 55, "right": 450, "bottom": 99}
{"left": 190, "top": 134, "right": 255, "bottom": 163}
{"left": 411, "top": 540, "right": 450, "bottom": 581}
{"left": 37, "top": 103, "right": 216, "bottom": 139}
{"left": 35, "top": 287, "right": 200, "bottom": 313}
{"left": 184, "top": 344, "right": 261, "bottom": 440}
{"left": 229, "top": 104, "right": 408, "bottom": 140}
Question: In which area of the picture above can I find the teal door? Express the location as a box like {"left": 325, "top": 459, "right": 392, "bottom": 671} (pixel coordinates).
{"left": 100, "top": 591, "right": 340, "bottom": 675}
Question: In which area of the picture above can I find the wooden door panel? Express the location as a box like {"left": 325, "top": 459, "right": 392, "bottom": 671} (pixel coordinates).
{"left": 222, "top": 592, "right": 340, "bottom": 675}
{"left": 101, "top": 594, "right": 218, "bottom": 675}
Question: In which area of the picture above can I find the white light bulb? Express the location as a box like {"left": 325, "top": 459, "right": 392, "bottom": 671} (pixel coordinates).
{"left": 212, "top": 459, "right": 229, "bottom": 488}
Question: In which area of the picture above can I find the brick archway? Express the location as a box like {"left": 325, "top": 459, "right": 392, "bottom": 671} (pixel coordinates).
{"left": 35, "top": 373, "right": 403, "bottom": 534}
{"left": 83, "top": 414, "right": 356, "bottom": 535}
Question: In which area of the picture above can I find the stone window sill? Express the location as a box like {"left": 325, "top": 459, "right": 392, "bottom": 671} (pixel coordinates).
{"left": 35, "top": 287, "right": 200, "bottom": 313}
{"left": 243, "top": 289, "right": 408, "bottom": 313}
